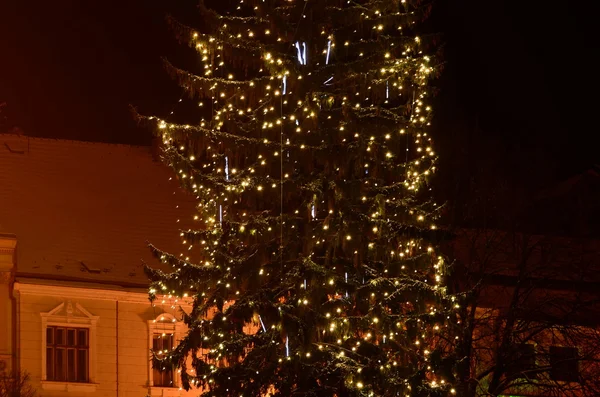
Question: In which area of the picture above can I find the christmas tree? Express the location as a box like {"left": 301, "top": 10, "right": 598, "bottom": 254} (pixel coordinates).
{"left": 141, "top": 0, "right": 457, "bottom": 395}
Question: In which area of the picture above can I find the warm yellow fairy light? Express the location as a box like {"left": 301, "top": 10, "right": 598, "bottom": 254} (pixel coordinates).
{"left": 147, "top": 0, "right": 451, "bottom": 394}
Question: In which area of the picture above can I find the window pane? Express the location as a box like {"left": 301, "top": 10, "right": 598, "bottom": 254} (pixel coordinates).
{"left": 508, "top": 343, "right": 537, "bottom": 379}
{"left": 46, "top": 327, "right": 89, "bottom": 383}
{"left": 56, "top": 328, "right": 65, "bottom": 345}
{"left": 153, "top": 367, "right": 162, "bottom": 386}
{"left": 153, "top": 334, "right": 174, "bottom": 351}
{"left": 77, "top": 349, "right": 88, "bottom": 382}
{"left": 164, "top": 367, "right": 173, "bottom": 387}
{"left": 46, "top": 347, "right": 54, "bottom": 380}
{"left": 152, "top": 334, "right": 174, "bottom": 387}
{"left": 153, "top": 366, "right": 174, "bottom": 387}
{"left": 67, "top": 349, "right": 76, "bottom": 381}
{"left": 550, "top": 346, "right": 579, "bottom": 382}
{"left": 78, "top": 329, "right": 88, "bottom": 347}
{"left": 67, "top": 329, "right": 76, "bottom": 346}
{"left": 155, "top": 334, "right": 173, "bottom": 352}
{"left": 56, "top": 348, "right": 66, "bottom": 381}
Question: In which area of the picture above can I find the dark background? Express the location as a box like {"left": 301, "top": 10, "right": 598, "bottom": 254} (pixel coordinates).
{"left": 1, "top": 0, "right": 596, "bottom": 185}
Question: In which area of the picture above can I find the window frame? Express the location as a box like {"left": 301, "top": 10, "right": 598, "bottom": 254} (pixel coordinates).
{"left": 40, "top": 301, "right": 98, "bottom": 392}
{"left": 152, "top": 333, "right": 175, "bottom": 387}
{"left": 507, "top": 343, "right": 538, "bottom": 380}
{"left": 148, "top": 313, "right": 183, "bottom": 392}
{"left": 45, "top": 326, "right": 89, "bottom": 382}
{"left": 550, "top": 345, "right": 580, "bottom": 383}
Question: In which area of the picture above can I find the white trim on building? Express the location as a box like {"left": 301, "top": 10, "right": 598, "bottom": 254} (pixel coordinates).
{"left": 40, "top": 301, "right": 99, "bottom": 392}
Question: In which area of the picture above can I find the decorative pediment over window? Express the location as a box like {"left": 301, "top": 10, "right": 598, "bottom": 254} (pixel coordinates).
{"left": 41, "top": 301, "right": 98, "bottom": 326}
{"left": 40, "top": 300, "right": 98, "bottom": 391}
{"left": 148, "top": 312, "right": 184, "bottom": 391}
{"left": 153, "top": 312, "right": 177, "bottom": 325}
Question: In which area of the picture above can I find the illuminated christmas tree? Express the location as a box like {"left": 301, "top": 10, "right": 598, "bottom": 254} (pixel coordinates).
{"left": 141, "top": 0, "right": 457, "bottom": 395}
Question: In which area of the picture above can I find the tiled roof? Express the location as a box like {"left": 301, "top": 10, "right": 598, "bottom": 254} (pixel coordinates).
{"left": 0, "top": 134, "right": 196, "bottom": 287}
{"left": 447, "top": 228, "right": 600, "bottom": 284}
{"left": 536, "top": 166, "right": 600, "bottom": 200}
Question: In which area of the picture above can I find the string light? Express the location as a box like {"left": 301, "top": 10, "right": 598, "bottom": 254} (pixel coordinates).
{"left": 143, "top": 1, "right": 458, "bottom": 395}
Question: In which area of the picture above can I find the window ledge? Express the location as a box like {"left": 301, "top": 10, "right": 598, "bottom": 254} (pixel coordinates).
{"left": 149, "top": 386, "right": 182, "bottom": 396}
{"left": 41, "top": 381, "right": 98, "bottom": 392}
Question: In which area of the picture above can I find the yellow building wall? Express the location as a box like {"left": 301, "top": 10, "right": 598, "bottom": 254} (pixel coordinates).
{"left": 17, "top": 286, "right": 199, "bottom": 397}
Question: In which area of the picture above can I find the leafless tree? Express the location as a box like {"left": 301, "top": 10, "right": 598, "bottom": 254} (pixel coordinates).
{"left": 449, "top": 227, "right": 600, "bottom": 396}
{"left": 0, "top": 371, "right": 37, "bottom": 397}
{"left": 440, "top": 129, "right": 600, "bottom": 395}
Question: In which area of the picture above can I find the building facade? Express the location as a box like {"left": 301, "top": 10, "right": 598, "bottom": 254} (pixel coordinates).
{"left": 0, "top": 134, "right": 197, "bottom": 396}
{"left": 447, "top": 203, "right": 600, "bottom": 395}
{"left": 3, "top": 133, "right": 600, "bottom": 396}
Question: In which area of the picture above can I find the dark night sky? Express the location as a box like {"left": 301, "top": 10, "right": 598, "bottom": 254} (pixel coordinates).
{"left": 0, "top": 1, "right": 597, "bottom": 182}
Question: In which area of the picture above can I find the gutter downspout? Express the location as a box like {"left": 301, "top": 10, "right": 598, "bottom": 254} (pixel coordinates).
{"left": 10, "top": 280, "right": 18, "bottom": 375}
{"left": 0, "top": 235, "right": 17, "bottom": 376}
{"left": 116, "top": 300, "right": 119, "bottom": 397}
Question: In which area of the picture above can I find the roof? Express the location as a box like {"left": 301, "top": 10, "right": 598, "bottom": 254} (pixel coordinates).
{"left": 0, "top": 134, "right": 196, "bottom": 287}
{"left": 447, "top": 228, "right": 600, "bottom": 285}
{"left": 535, "top": 165, "right": 600, "bottom": 200}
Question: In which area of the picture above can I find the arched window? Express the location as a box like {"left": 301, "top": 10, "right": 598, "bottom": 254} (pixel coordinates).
{"left": 147, "top": 313, "right": 184, "bottom": 393}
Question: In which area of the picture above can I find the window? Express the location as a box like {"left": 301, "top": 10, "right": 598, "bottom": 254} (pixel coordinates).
{"left": 550, "top": 346, "right": 579, "bottom": 382}
{"left": 46, "top": 327, "right": 88, "bottom": 382}
{"left": 508, "top": 343, "right": 537, "bottom": 379}
{"left": 148, "top": 313, "right": 183, "bottom": 390}
{"left": 152, "top": 334, "right": 174, "bottom": 387}
{"left": 40, "top": 301, "right": 98, "bottom": 392}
